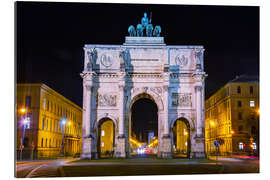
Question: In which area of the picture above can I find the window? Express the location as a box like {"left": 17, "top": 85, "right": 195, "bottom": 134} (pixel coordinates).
{"left": 250, "top": 100, "right": 255, "bottom": 107}
{"left": 50, "top": 119, "right": 52, "bottom": 131}
{"left": 250, "top": 86, "right": 254, "bottom": 94}
{"left": 47, "top": 100, "right": 49, "bottom": 111}
{"left": 239, "top": 142, "right": 244, "bottom": 150}
{"left": 252, "top": 142, "right": 257, "bottom": 150}
{"left": 251, "top": 126, "right": 256, "bottom": 134}
{"left": 101, "top": 130, "right": 105, "bottom": 136}
{"left": 46, "top": 119, "right": 48, "bottom": 130}
{"left": 42, "top": 118, "right": 45, "bottom": 130}
{"left": 25, "top": 96, "right": 31, "bottom": 108}
{"left": 237, "top": 86, "right": 241, "bottom": 94}
{"left": 238, "top": 112, "right": 242, "bottom": 120}
{"left": 238, "top": 125, "right": 243, "bottom": 132}
{"left": 23, "top": 137, "right": 29, "bottom": 147}
{"left": 24, "top": 117, "right": 31, "bottom": 129}
{"left": 226, "top": 87, "right": 230, "bottom": 96}
{"left": 237, "top": 101, "right": 242, "bottom": 107}
{"left": 101, "top": 142, "right": 104, "bottom": 147}
{"left": 45, "top": 139, "right": 47, "bottom": 147}
{"left": 43, "top": 98, "right": 46, "bottom": 110}
{"left": 41, "top": 138, "right": 43, "bottom": 147}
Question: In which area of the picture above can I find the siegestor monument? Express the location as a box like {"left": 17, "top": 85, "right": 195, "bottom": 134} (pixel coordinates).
{"left": 80, "top": 13, "right": 207, "bottom": 159}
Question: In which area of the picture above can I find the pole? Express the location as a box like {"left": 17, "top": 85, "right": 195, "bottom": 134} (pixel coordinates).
{"left": 20, "top": 120, "right": 26, "bottom": 161}
{"left": 61, "top": 122, "right": 65, "bottom": 156}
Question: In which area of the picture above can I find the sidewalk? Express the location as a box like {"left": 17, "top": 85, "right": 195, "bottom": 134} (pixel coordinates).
{"left": 208, "top": 155, "right": 259, "bottom": 162}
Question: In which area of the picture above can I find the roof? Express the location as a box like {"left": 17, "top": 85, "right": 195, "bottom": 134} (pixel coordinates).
{"left": 229, "top": 74, "right": 259, "bottom": 83}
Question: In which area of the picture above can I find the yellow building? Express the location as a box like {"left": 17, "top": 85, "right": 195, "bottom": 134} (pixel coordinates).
{"left": 205, "top": 75, "right": 259, "bottom": 156}
{"left": 16, "top": 83, "right": 82, "bottom": 159}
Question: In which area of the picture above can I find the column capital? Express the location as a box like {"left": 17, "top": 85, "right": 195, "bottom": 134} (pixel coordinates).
{"left": 195, "top": 86, "right": 202, "bottom": 92}
{"left": 85, "top": 85, "right": 96, "bottom": 92}
{"left": 163, "top": 85, "right": 169, "bottom": 92}
{"left": 118, "top": 84, "right": 125, "bottom": 91}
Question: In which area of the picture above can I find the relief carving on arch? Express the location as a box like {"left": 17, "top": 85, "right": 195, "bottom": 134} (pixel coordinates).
{"left": 97, "top": 93, "right": 117, "bottom": 106}
{"left": 172, "top": 93, "right": 192, "bottom": 107}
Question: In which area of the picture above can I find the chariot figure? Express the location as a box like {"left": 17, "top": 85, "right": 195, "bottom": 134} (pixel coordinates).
{"left": 128, "top": 25, "right": 136, "bottom": 37}
{"left": 153, "top": 26, "right": 161, "bottom": 37}
{"left": 146, "top": 24, "right": 153, "bottom": 37}
{"left": 136, "top": 24, "right": 143, "bottom": 37}
{"left": 141, "top": 12, "right": 152, "bottom": 30}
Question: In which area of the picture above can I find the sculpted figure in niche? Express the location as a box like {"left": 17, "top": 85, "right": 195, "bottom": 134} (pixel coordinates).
{"left": 86, "top": 48, "right": 97, "bottom": 71}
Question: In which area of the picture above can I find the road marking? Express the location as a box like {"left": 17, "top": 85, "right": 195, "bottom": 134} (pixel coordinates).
{"left": 25, "top": 164, "right": 45, "bottom": 178}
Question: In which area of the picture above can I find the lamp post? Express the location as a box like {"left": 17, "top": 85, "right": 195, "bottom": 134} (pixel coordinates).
{"left": 19, "top": 108, "right": 27, "bottom": 161}
{"left": 61, "top": 119, "right": 66, "bottom": 156}
{"left": 210, "top": 121, "right": 215, "bottom": 156}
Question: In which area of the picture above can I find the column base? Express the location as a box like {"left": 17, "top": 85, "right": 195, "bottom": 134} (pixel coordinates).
{"left": 190, "top": 136, "right": 206, "bottom": 159}
{"left": 81, "top": 137, "right": 96, "bottom": 159}
{"left": 115, "top": 136, "right": 126, "bottom": 158}
{"left": 158, "top": 135, "right": 172, "bottom": 159}
{"left": 190, "top": 152, "right": 206, "bottom": 159}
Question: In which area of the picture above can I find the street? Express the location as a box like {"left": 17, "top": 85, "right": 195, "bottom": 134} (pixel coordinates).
{"left": 16, "top": 158, "right": 76, "bottom": 178}
{"left": 15, "top": 156, "right": 259, "bottom": 177}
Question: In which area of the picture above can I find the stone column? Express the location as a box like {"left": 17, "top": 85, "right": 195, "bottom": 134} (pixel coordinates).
{"left": 81, "top": 84, "right": 94, "bottom": 159}
{"left": 116, "top": 77, "right": 126, "bottom": 158}
{"left": 160, "top": 71, "right": 172, "bottom": 158}
{"left": 163, "top": 85, "right": 169, "bottom": 136}
{"left": 195, "top": 86, "right": 202, "bottom": 137}
{"left": 118, "top": 85, "right": 125, "bottom": 136}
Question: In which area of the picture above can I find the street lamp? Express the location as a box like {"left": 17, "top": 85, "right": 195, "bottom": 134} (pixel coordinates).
{"left": 19, "top": 108, "right": 27, "bottom": 161}
{"left": 61, "top": 119, "right": 66, "bottom": 156}
{"left": 210, "top": 121, "right": 215, "bottom": 155}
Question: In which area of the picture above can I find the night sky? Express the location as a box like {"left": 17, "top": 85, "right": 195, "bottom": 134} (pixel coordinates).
{"left": 16, "top": 2, "right": 259, "bottom": 107}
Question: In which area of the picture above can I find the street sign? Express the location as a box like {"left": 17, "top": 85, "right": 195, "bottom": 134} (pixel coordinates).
{"left": 214, "top": 140, "right": 220, "bottom": 147}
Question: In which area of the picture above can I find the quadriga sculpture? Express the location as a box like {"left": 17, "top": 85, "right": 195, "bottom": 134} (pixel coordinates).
{"left": 136, "top": 24, "right": 143, "bottom": 37}
{"left": 146, "top": 24, "right": 153, "bottom": 37}
{"left": 128, "top": 25, "right": 136, "bottom": 37}
{"left": 153, "top": 26, "right": 161, "bottom": 37}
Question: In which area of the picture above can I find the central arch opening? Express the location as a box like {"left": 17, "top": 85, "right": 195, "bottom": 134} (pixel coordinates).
{"left": 130, "top": 96, "right": 158, "bottom": 156}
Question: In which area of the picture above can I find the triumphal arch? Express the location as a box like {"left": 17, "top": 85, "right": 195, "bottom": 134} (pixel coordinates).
{"left": 81, "top": 13, "right": 207, "bottom": 159}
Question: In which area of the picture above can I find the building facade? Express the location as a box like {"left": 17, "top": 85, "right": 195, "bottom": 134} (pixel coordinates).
{"left": 205, "top": 75, "right": 259, "bottom": 156}
{"left": 81, "top": 14, "right": 207, "bottom": 159}
{"left": 16, "top": 83, "right": 82, "bottom": 159}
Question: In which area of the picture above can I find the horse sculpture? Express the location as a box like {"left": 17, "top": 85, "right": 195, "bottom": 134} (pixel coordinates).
{"left": 136, "top": 24, "right": 143, "bottom": 37}
{"left": 128, "top": 25, "right": 136, "bottom": 37}
{"left": 146, "top": 24, "right": 153, "bottom": 37}
{"left": 153, "top": 26, "right": 161, "bottom": 37}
